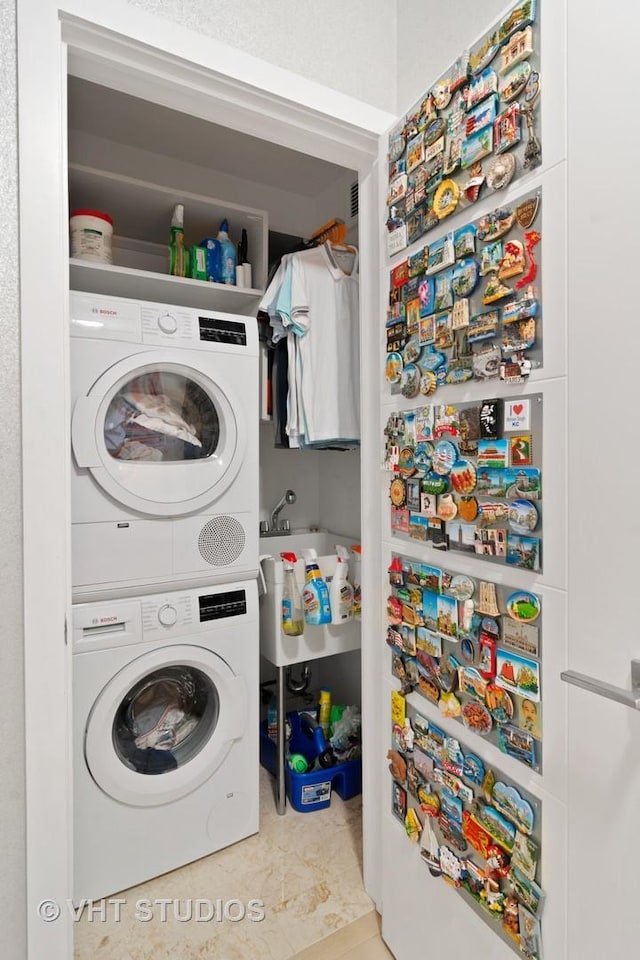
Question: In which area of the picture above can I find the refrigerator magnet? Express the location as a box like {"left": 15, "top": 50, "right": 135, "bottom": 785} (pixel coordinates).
{"left": 478, "top": 634, "right": 497, "bottom": 678}
{"left": 487, "top": 153, "right": 517, "bottom": 191}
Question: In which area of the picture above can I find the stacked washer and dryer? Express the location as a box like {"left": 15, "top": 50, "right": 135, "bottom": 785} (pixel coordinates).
{"left": 70, "top": 291, "right": 260, "bottom": 900}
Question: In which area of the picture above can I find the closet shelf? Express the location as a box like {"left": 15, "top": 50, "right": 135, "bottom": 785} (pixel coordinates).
{"left": 69, "top": 258, "right": 264, "bottom": 313}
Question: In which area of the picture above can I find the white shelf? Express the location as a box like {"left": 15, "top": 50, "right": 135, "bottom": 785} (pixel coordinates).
{"left": 67, "top": 162, "right": 269, "bottom": 302}
{"left": 69, "top": 258, "right": 264, "bottom": 313}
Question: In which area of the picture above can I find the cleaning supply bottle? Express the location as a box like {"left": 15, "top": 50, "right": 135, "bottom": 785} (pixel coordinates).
{"left": 217, "top": 219, "right": 236, "bottom": 285}
{"left": 300, "top": 549, "right": 331, "bottom": 626}
{"left": 318, "top": 688, "right": 332, "bottom": 738}
{"left": 330, "top": 545, "right": 354, "bottom": 624}
{"left": 350, "top": 545, "right": 362, "bottom": 619}
{"left": 168, "top": 203, "right": 189, "bottom": 277}
{"left": 280, "top": 552, "right": 304, "bottom": 637}
{"left": 201, "top": 234, "right": 222, "bottom": 283}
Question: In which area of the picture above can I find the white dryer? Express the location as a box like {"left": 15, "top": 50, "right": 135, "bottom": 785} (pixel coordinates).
{"left": 70, "top": 291, "right": 258, "bottom": 600}
{"left": 73, "top": 580, "right": 259, "bottom": 901}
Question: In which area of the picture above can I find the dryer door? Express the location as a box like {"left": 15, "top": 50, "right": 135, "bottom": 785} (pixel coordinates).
{"left": 71, "top": 350, "right": 246, "bottom": 516}
{"left": 85, "top": 643, "right": 247, "bottom": 806}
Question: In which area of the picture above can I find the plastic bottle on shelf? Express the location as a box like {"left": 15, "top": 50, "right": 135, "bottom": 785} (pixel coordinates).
{"left": 349, "top": 545, "right": 362, "bottom": 619}
{"left": 168, "top": 203, "right": 189, "bottom": 278}
{"left": 280, "top": 552, "right": 304, "bottom": 637}
{"left": 217, "top": 219, "right": 236, "bottom": 285}
{"left": 300, "top": 549, "right": 332, "bottom": 626}
{"left": 318, "top": 688, "right": 332, "bottom": 738}
{"left": 330, "top": 545, "right": 354, "bottom": 624}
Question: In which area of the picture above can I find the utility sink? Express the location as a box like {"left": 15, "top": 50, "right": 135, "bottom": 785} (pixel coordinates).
{"left": 259, "top": 530, "right": 361, "bottom": 667}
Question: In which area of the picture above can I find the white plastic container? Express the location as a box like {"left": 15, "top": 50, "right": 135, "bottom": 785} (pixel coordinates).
{"left": 330, "top": 546, "right": 354, "bottom": 624}
{"left": 70, "top": 209, "right": 114, "bottom": 263}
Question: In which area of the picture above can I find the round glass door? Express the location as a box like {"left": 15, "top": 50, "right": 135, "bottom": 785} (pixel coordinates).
{"left": 85, "top": 644, "right": 245, "bottom": 806}
{"left": 112, "top": 665, "right": 219, "bottom": 776}
{"left": 71, "top": 352, "right": 246, "bottom": 517}
{"left": 104, "top": 370, "right": 220, "bottom": 464}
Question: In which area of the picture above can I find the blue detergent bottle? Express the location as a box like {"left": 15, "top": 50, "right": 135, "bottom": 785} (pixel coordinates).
{"left": 300, "top": 549, "right": 332, "bottom": 626}
{"left": 217, "top": 219, "right": 236, "bottom": 285}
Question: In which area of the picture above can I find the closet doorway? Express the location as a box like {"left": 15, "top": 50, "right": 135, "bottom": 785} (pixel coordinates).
{"left": 17, "top": 5, "right": 393, "bottom": 959}
{"left": 67, "top": 74, "right": 368, "bottom": 959}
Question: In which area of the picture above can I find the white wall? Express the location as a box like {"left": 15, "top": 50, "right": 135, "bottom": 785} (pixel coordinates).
{"left": 126, "top": 0, "right": 398, "bottom": 113}
{"left": 395, "top": 0, "right": 508, "bottom": 112}
{"left": 0, "top": 1, "right": 26, "bottom": 957}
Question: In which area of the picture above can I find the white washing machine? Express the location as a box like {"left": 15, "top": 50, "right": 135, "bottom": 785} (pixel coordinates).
{"left": 73, "top": 579, "right": 259, "bottom": 901}
{"left": 70, "top": 291, "right": 258, "bottom": 600}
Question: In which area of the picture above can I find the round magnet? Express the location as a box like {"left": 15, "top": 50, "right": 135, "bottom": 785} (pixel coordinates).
{"left": 433, "top": 79, "right": 453, "bottom": 111}
{"left": 461, "top": 701, "right": 493, "bottom": 736}
{"left": 508, "top": 499, "right": 539, "bottom": 534}
{"left": 403, "top": 335, "right": 422, "bottom": 365}
{"left": 437, "top": 493, "right": 458, "bottom": 521}
{"left": 401, "top": 362, "right": 421, "bottom": 398}
{"left": 450, "top": 459, "right": 477, "bottom": 495}
{"left": 500, "top": 61, "right": 531, "bottom": 102}
{"left": 457, "top": 496, "right": 479, "bottom": 522}
{"left": 433, "top": 179, "right": 460, "bottom": 220}
{"left": 487, "top": 154, "right": 516, "bottom": 191}
{"left": 389, "top": 476, "right": 408, "bottom": 507}
{"left": 397, "top": 447, "right": 417, "bottom": 476}
{"left": 414, "top": 440, "right": 434, "bottom": 470}
{"left": 420, "top": 370, "right": 437, "bottom": 396}
{"left": 485, "top": 683, "right": 515, "bottom": 724}
{"left": 385, "top": 351, "right": 403, "bottom": 384}
{"left": 505, "top": 590, "right": 541, "bottom": 622}
{"left": 452, "top": 258, "right": 480, "bottom": 297}
{"left": 450, "top": 574, "right": 475, "bottom": 602}
{"left": 432, "top": 440, "right": 458, "bottom": 475}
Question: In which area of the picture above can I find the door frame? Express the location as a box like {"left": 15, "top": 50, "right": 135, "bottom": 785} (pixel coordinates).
{"left": 16, "top": 2, "right": 395, "bottom": 957}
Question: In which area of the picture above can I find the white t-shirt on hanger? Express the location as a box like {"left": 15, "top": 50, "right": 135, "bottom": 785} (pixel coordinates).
{"left": 290, "top": 243, "right": 359, "bottom": 444}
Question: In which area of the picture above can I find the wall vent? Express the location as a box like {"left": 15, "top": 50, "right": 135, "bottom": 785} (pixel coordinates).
{"left": 348, "top": 179, "right": 359, "bottom": 221}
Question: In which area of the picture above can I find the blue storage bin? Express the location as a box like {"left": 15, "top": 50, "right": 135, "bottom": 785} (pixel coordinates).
{"left": 259, "top": 712, "right": 362, "bottom": 813}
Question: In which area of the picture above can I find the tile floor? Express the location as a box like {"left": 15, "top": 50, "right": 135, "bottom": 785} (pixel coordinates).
{"left": 74, "top": 767, "right": 376, "bottom": 960}
{"left": 293, "top": 912, "right": 394, "bottom": 960}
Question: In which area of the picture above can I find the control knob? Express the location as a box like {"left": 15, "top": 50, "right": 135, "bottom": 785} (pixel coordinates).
{"left": 157, "top": 312, "right": 178, "bottom": 335}
{"left": 157, "top": 604, "right": 178, "bottom": 627}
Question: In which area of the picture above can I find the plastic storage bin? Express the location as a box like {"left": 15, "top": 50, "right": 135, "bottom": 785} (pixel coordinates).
{"left": 260, "top": 711, "right": 362, "bottom": 813}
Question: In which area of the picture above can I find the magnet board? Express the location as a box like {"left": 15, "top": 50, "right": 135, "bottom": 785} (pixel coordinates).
{"left": 387, "top": 552, "right": 542, "bottom": 771}
{"left": 387, "top": 0, "right": 542, "bottom": 255}
{"left": 383, "top": 393, "right": 543, "bottom": 572}
{"left": 386, "top": 188, "right": 543, "bottom": 398}
{"left": 388, "top": 691, "right": 543, "bottom": 958}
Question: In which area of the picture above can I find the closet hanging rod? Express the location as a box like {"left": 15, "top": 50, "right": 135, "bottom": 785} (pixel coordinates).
{"left": 309, "top": 217, "right": 348, "bottom": 245}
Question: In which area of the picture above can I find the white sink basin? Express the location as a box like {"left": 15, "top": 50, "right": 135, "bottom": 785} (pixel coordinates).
{"left": 259, "top": 530, "right": 361, "bottom": 667}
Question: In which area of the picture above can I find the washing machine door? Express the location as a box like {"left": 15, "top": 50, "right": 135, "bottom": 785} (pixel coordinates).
{"left": 85, "top": 644, "right": 247, "bottom": 806}
{"left": 71, "top": 351, "right": 246, "bottom": 516}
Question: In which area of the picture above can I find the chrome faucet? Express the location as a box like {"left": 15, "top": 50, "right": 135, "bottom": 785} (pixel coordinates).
{"left": 260, "top": 489, "right": 296, "bottom": 537}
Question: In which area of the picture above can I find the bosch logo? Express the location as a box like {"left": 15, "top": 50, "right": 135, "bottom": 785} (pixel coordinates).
{"left": 91, "top": 308, "right": 117, "bottom": 316}
{"left": 90, "top": 616, "right": 119, "bottom": 625}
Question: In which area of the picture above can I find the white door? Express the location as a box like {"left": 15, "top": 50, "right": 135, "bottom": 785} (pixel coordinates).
{"left": 85, "top": 643, "right": 246, "bottom": 806}
{"left": 377, "top": 3, "right": 576, "bottom": 958}
{"left": 72, "top": 351, "right": 246, "bottom": 515}
{"left": 564, "top": 1, "right": 640, "bottom": 956}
